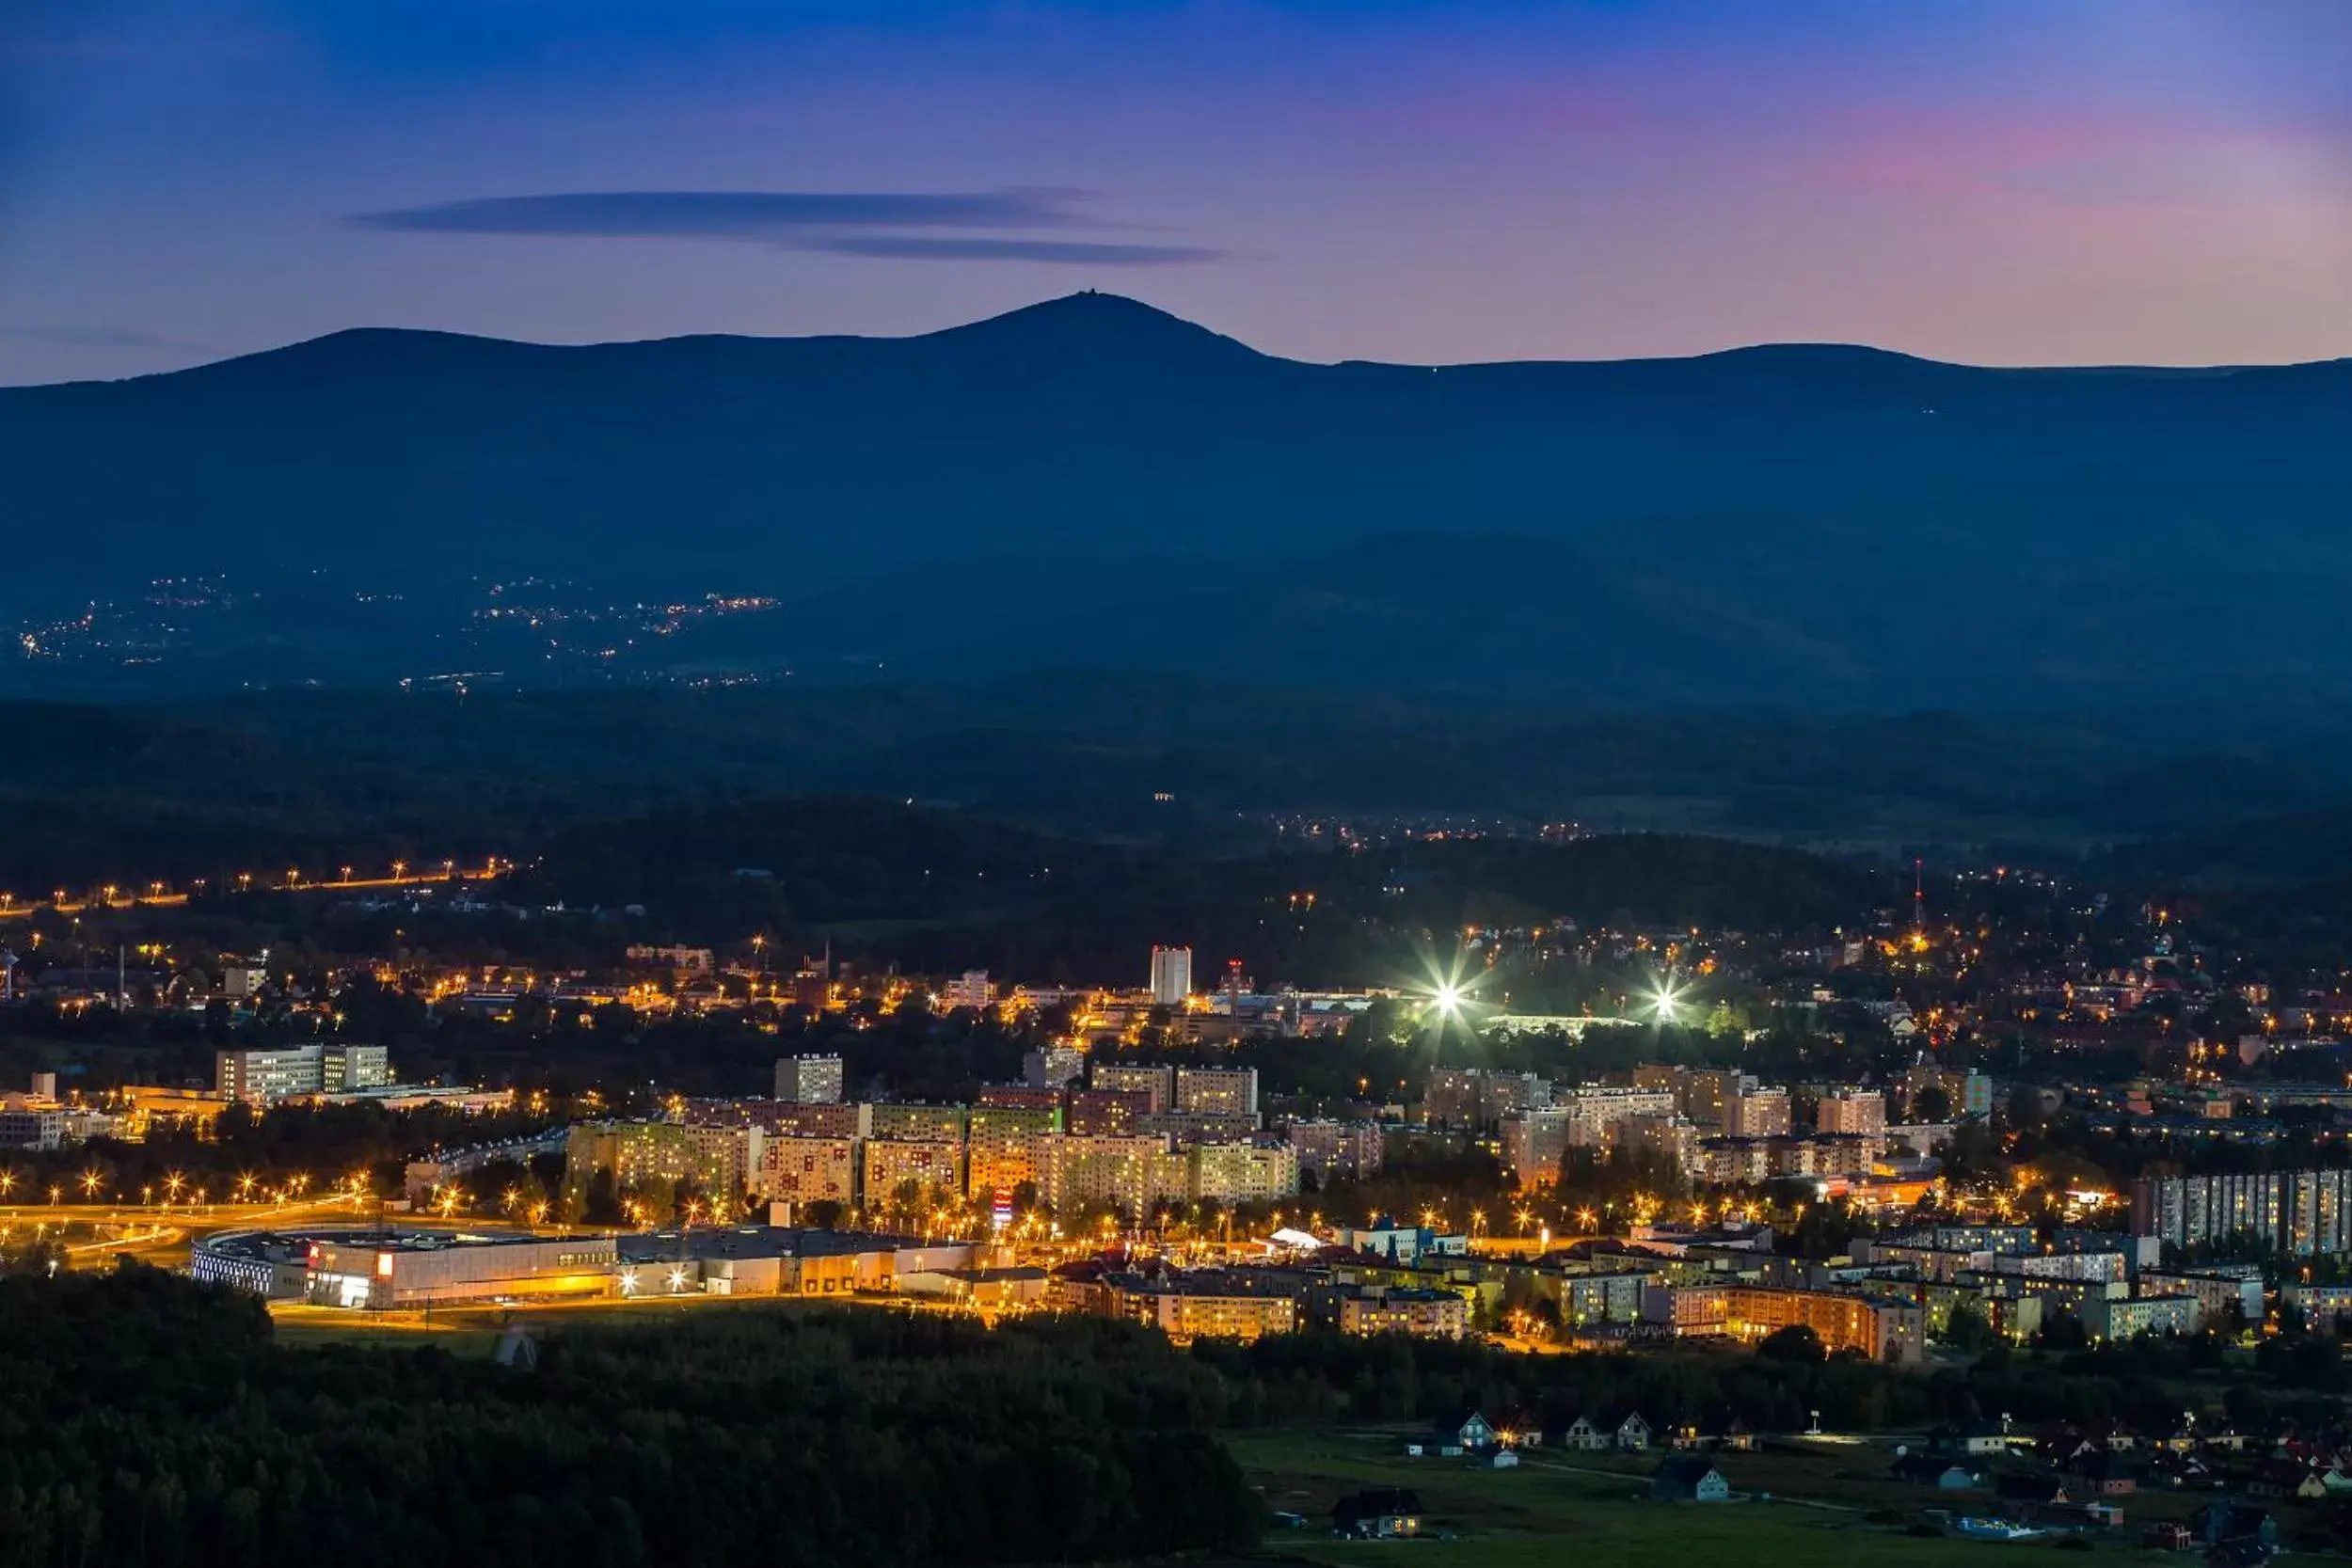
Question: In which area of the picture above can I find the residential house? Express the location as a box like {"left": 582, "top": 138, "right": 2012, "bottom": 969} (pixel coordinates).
{"left": 1432, "top": 1411, "right": 1496, "bottom": 1454}
{"left": 2200, "top": 1425, "right": 2249, "bottom": 1454}
{"left": 1616, "top": 1412, "right": 1653, "bottom": 1451}
{"left": 1333, "top": 1489, "right": 1423, "bottom": 1539}
{"left": 1560, "top": 1416, "right": 1610, "bottom": 1452}
{"left": 1927, "top": 1418, "right": 2011, "bottom": 1456}
{"left": 1651, "top": 1457, "right": 1732, "bottom": 1502}
{"left": 1490, "top": 1409, "right": 1542, "bottom": 1449}
{"left": 2145, "top": 1450, "right": 2217, "bottom": 1491}
{"left": 2249, "top": 1462, "right": 2328, "bottom": 1502}
{"left": 1891, "top": 1454, "right": 1979, "bottom": 1489}
{"left": 2061, "top": 1449, "right": 2138, "bottom": 1497}
{"left": 1710, "top": 1416, "right": 1757, "bottom": 1452}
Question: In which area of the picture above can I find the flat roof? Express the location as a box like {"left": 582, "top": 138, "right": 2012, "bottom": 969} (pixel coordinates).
{"left": 619, "top": 1226, "right": 930, "bottom": 1264}
{"left": 202, "top": 1227, "right": 598, "bottom": 1260}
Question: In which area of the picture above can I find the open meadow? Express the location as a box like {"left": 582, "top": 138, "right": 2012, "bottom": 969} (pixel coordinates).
{"left": 1228, "top": 1430, "right": 2319, "bottom": 1568}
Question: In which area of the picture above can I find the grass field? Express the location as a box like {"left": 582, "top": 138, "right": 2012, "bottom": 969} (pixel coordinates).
{"left": 1228, "top": 1430, "right": 2307, "bottom": 1568}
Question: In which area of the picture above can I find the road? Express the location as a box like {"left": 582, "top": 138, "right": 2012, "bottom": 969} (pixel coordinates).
{"left": 0, "top": 864, "right": 504, "bottom": 922}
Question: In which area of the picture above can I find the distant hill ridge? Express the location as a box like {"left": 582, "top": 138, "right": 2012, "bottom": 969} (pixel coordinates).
{"left": 8, "top": 292, "right": 2352, "bottom": 706}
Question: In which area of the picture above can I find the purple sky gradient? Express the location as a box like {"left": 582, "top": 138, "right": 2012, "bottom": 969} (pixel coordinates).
{"left": 3, "top": 0, "right": 2350, "bottom": 385}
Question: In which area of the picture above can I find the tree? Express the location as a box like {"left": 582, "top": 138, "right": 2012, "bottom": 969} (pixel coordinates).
{"left": 1912, "top": 1085, "right": 1953, "bottom": 1122}
{"left": 1941, "top": 1304, "right": 1994, "bottom": 1353}
{"left": 1756, "top": 1324, "right": 1826, "bottom": 1364}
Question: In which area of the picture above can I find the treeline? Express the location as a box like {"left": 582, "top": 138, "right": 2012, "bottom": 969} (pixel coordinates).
{"left": 1190, "top": 1327, "right": 2347, "bottom": 1441}
{"left": 0, "top": 1268, "right": 1260, "bottom": 1568}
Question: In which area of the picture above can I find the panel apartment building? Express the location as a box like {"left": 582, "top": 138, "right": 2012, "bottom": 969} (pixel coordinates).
{"left": 2132, "top": 1168, "right": 2352, "bottom": 1258}
{"left": 215, "top": 1044, "right": 392, "bottom": 1105}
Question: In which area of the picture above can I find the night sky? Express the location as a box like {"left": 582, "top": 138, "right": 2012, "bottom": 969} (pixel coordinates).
{"left": 5, "top": 0, "right": 2350, "bottom": 386}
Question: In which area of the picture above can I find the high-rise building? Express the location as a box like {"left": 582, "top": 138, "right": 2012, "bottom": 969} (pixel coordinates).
{"left": 861, "top": 1138, "right": 965, "bottom": 1208}
{"left": 564, "top": 1120, "right": 760, "bottom": 1199}
{"left": 1424, "top": 1067, "right": 1549, "bottom": 1131}
{"left": 867, "top": 1103, "right": 969, "bottom": 1143}
{"left": 1556, "top": 1086, "right": 1675, "bottom": 1148}
{"left": 1283, "top": 1119, "right": 1385, "bottom": 1180}
{"left": 1424, "top": 1068, "right": 1485, "bottom": 1130}
{"left": 1066, "top": 1088, "right": 1152, "bottom": 1136}
{"left": 1023, "top": 1046, "right": 1086, "bottom": 1088}
{"left": 774, "top": 1055, "right": 845, "bottom": 1104}
{"left": 2133, "top": 1168, "right": 2352, "bottom": 1258}
{"left": 1142, "top": 1110, "right": 1263, "bottom": 1147}
{"left": 753, "top": 1135, "right": 858, "bottom": 1208}
{"left": 966, "top": 1103, "right": 1061, "bottom": 1197}
{"left": 1817, "top": 1088, "right": 1887, "bottom": 1137}
{"left": 1090, "top": 1062, "right": 1174, "bottom": 1113}
{"left": 1188, "top": 1141, "right": 1300, "bottom": 1205}
{"left": 1502, "top": 1108, "right": 1574, "bottom": 1189}
{"left": 1149, "top": 946, "right": 1193, "bottom": 1007}
{"left": 939, "top": 971, "right": 993, "bottom": 1011}
{"left": 758, "top": 1101, "right": 869, "bottom": 1140}
{"left": 1677, "top": 1069, "right": 1746, "bottom": 1128}
{"left": 1034, "top": 1132, "right": 1184, "bottom": 1215}
{"left": 976, "top": 1085, "right": 1062, "bottom": 1111}
{"left": 1724, "top": 1087, "right": 1793, "bottom": 1138}
{"left": 1618, "top": 1112, "right": 1703, "bottom": 1179}
{"left": 1173, "top": 1066, "right": 1259, "bottom": 1118}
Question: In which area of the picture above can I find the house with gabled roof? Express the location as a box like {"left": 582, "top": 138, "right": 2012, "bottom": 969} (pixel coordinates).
{"left": 1652, "top": 1456, "right": 1731, "bottom": 1502}
{"left": 1560, "top": 1415, "right": 1610, "bottom": 1452}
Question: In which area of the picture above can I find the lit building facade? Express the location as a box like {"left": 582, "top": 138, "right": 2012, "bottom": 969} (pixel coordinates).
{"left": 754, "top": 1135, "right": 859, "bottom": 1208}
{"left": 1339, "top": 1287, "right": 1470, "bottom": 1339}
{"left": 773, "top": 1054, "right": 845, "bottom": 1104}
{"left": 1149, "top": 945, "right": 1193, "bottom": 1006}
{"left": 861, "top": 1137, "right": 965, "bottom": 1207}
{"left": 1173, "top": 1067, "right": 1260, "bottom": 1118}
{"left": 215, "top": 1043, "right": 391, "bottom": 1105}
{"left": 1188, "top": 1140, "right": 1300, "bottom": 1205}
{"left": 1816, "top": 1089, "right": 1887, "bottom": 1137}
{"left": 2132, "top": 1168, "right": 2352, "bottom": 1257}
{"left": 1089, "top": 1062, "right": 1174, "bottom": 1113}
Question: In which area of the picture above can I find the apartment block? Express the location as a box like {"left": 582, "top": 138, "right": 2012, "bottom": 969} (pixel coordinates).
{"left": 1283, "top": 1119, "right": 1385, "bottom": 1180}
{"left": 753, "top": 1135, "right": 858, "bottom": 1208}
{"left": 773, "top": 1054, "right": 846, "bottom": 1104}
{"left": 1724, "top": 1087, "right": 1792, "bottom": 1138}
{"left": 861, "top": 1137, "right": 965, "bottom": 1206}
{"left": 1816, "top": 1088, "right": 1887, "bottom": 1137}
{"left": 1188, "top": 1140, "right": 1300, "bottom": 1205}
{"left": 1089, "top": 1062, "right": 1174, "bottom": 1114}
{"left": 1172, "top": 1066, "right": 1259, "bottom": 1118}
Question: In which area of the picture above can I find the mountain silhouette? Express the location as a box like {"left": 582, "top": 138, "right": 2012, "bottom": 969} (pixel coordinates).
{"left": 6, "top": 293, "right": 2351, "bottom": 705}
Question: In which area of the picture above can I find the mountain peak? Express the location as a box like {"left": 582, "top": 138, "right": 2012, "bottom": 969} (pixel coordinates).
{"left": 926, "top": 292, "right": 1263, "bottom": 362}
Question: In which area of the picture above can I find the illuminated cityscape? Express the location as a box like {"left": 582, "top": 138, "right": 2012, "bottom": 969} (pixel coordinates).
{"left": 8, "top": 0, "right": 2352, "bottom": 1560}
